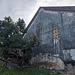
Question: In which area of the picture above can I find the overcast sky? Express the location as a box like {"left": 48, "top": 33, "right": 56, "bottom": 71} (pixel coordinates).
{"left": 0, "top": 0, "right": 75, "bottom": 26}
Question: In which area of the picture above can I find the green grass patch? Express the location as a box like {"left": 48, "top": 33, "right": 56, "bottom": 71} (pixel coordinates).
{"left": 0, "top": 62, "right": 61, "bottom": 75}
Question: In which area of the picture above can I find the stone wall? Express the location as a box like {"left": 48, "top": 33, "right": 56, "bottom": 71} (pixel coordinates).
{"left": 63, "top": 49, "right": 75, "bottom": 61}
{"left": 24, "top": 8, "right": 75, "bottom": 60}
{"left": 30, "top": 53, "right": 64, "bottom": 70}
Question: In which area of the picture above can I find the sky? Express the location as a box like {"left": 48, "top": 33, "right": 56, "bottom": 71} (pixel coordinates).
{"left": 0, "top": 0, "right": 75, "bottom": 26}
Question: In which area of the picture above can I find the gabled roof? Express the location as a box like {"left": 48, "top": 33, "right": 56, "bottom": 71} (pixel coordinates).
{"left": 27, "top": 6, "right": 75, "bottom": 30}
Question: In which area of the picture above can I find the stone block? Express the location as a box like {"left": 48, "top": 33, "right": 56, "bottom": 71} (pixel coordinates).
{"left": 30, "top": 53, "right": 65, "bottom": 70}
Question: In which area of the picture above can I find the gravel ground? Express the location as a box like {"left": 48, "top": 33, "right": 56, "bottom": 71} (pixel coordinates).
{"left": 61, "top": 69, "right": 75, "bottom": 75}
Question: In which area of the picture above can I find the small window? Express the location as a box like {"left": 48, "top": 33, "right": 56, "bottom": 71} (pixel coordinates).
{"left": 52, "top": 26, "right": 60, "bottom": 39}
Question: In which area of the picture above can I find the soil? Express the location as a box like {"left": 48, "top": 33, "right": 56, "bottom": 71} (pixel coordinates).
{"left": 61, "top": 69, "right": 75, "bottom": 75}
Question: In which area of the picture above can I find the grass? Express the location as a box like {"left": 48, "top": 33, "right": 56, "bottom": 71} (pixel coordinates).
{"left": 0, "top": 62, "right": 61, "bottom": 75}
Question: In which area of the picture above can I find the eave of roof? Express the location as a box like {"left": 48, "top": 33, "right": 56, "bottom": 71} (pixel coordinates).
{"left": 26, "top": 6, "right": 75, "bottom": 30}
{"left": 43, "top": 6, "right": 75, "bottom": 12}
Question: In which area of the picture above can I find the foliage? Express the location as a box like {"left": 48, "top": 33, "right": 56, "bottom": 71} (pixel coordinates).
{"left": 0, "top": 16, "right": 40, "bottom": 68}
{"left": 16, "top": 18, "right": 26, "bottom": 35}
{"left": 0, "top": 16, "right": 26, "bottom": 61}
{"left": 22, "top": 35, "right": 40, "bottom": 63}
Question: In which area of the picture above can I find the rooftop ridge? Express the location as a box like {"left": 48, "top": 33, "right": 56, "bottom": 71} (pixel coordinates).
{"left": 41, "top": 6, "right": 75, "bottom": 12}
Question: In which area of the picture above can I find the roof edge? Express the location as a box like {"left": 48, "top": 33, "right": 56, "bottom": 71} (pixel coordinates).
{"left": 26, "top": 6, "right": 75, "bottom": 30}
{"left": 26, "top": 7, "right": 42, "bottom": 30}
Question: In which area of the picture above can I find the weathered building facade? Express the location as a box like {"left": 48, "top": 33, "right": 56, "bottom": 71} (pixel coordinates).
{"left": 24, "top": 6, "right": 75, "bottom": 61}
